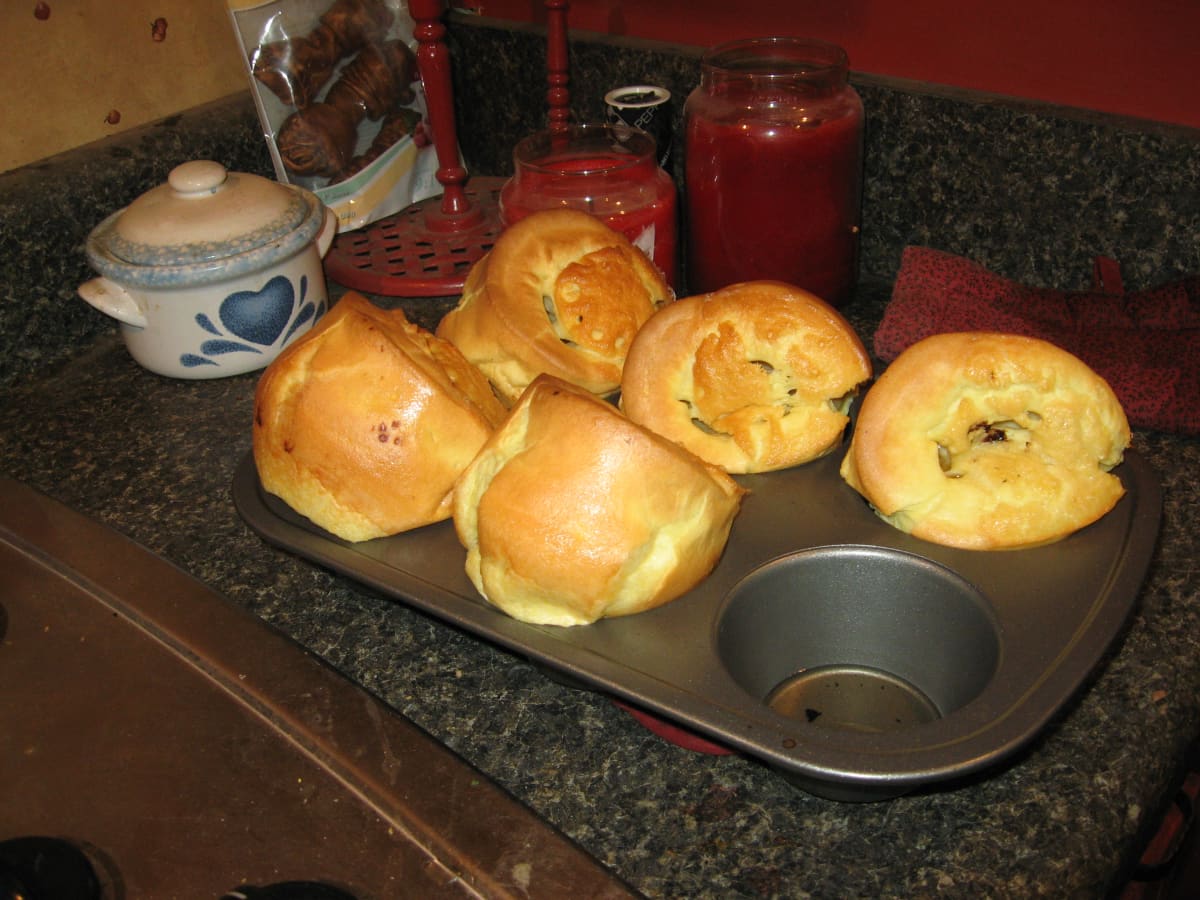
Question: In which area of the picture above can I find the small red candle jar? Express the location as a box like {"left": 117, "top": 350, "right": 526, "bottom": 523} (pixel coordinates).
{"left": 499, "top": 123, "right": 679, "bottom": 286}
{"left": 684, "top": 37, "right": 864, "bottom": 305}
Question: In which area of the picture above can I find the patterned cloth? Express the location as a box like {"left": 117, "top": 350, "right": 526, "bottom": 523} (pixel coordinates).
{"left": 874, "top": 246, "right": 1200, "bottom": 434}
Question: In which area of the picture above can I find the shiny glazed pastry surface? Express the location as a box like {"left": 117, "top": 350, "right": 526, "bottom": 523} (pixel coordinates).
{"left": 620, "top": 280, "right": 871, "bottom": 473}
{"left": 453, "top": 375, "right": 746, "bottom": 626}
{"left": 436, "top": 209, "right": 673, "bottom": 404}
{"left": 253, "top": 293, "right": 507, "bottom": 542}
{"left": 840, "top": 331, "right": 1131, "bottom": 549}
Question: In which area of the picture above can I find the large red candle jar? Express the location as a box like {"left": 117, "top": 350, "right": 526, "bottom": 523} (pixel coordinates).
{"left": 500, "top": 123, "right": 679, "bottom": 286}
{"left": 684, "top": 37, "right": 864, "bottom": 305}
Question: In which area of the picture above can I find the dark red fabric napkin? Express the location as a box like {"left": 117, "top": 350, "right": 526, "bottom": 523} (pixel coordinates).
{"left": 874, "top": 246, "right": 1200, "bottom": 434}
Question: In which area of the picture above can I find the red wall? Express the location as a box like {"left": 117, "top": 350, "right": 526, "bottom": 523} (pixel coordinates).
{"left": 472, "top": 0, "right": 1200, "bottom": 130}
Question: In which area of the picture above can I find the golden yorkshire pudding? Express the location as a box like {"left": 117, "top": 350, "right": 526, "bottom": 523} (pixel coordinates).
{"left": 436, "top": 208, "right": 673, "bottom": 404}
{"left": 452, "top": 375, "right": 746, "bottom": 626}
{"left": 253, "top": 293, "right": 507, "bottom": 542}
{"left": 620, "top": 281, "right": 871, "bottom": 473}
{"left": 840, "top": 331, "right": 1130, "bottom": 549}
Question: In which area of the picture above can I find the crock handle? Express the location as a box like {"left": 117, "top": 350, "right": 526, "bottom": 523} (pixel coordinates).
{"left": 78, "top": 277, "right": 147, "bottom": 329}
{"left": 316, "top": 207, "right": 338, "bottom": 258}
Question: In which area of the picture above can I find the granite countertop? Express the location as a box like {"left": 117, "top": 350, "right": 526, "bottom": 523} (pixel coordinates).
{"left": 3, "top": 15, "right": 1200, "bottom": 899}
{"left": 2, "top": 280, "right": 1198, "bottom": 898}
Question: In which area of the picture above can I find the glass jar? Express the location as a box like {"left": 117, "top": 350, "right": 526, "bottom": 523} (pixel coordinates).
{"left": 683, "top": 37, "right": 864, "bottom": 305}
{"left": 499, "top": 123, "right": 679, "bottom": 286}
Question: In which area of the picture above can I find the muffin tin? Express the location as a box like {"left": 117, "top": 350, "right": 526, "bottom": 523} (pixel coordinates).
{"left": 233, "top": 446, "right": 1161, "bottom": 802}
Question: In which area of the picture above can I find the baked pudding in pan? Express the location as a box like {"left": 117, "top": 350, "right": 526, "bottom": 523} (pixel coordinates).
{"left": 621, "top": 280, "right": 871, "bottom": 473}
{"left": 840, "top": 331, "right": 1130, "bottom": 549}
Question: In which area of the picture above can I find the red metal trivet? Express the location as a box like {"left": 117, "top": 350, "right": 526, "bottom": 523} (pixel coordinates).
{"left": 324, "top": 175, "right": 505, "bottom": 297}
{"left": 613, "top": 699, "right": 736, "bottom": 756}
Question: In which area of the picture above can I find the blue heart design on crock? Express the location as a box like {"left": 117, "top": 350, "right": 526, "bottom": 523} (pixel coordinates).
{"left": 180, "top": 354, "right": 218, "bottom": 368}
{"left": 195, "top": 313, "right": 222, "bottom": 336}
{"left": 219, "top": 275, "right": 295, "bottom": 346}
{"left": 201, "top": 339, "right": 261, "bottom": 356}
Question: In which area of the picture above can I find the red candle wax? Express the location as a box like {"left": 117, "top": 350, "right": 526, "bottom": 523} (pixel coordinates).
{"left": 683, "top": 38, "right": 864, "bottom": 305}
{"left": 500, "top": 125, "right": 679, "bottom": 286}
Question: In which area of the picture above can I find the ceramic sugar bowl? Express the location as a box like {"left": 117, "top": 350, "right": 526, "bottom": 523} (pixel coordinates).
{"left": 80, "top": 160, "right": 337, "bottom": 379}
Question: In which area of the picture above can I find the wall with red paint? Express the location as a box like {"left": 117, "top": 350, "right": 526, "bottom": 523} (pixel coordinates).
{"left": 471, "top": 0, "right": 1200, "bottom": 130}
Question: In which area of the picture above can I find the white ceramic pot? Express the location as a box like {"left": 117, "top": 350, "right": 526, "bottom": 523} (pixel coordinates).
{"left": 79, "top": 160, "right": 337, "bottom": 379}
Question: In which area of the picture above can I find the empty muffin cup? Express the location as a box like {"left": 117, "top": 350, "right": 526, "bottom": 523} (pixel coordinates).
{"left": 717, "top": 545, "right": 1000, "bottom": 734}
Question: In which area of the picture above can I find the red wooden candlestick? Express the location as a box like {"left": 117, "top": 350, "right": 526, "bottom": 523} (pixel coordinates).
{"left": 410, "top": 0, "right": 480, "bottom": 230}
{"left": 322, "top": 0, "right": 505, "bottom": 297}
{"left": 545, "top": 1, "right": 571, "bottom": 135}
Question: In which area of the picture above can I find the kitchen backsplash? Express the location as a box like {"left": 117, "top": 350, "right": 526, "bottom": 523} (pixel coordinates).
{"left": 445, "top": 18, "right": 1200, "bottom": 291}
{"left": 1, "top": 13, "right": 1197, "bottom": 390}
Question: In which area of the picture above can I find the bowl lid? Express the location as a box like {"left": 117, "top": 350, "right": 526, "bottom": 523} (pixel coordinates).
{"left": 104, "top": 161, "right": 309, "bottom": 267}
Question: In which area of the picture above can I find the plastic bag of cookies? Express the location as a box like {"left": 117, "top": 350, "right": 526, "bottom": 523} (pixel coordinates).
{"left": 227, "top": 0, "right": 443, "bottom": 231}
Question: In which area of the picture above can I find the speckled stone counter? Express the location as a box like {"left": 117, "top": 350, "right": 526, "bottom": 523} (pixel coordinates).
{"left": 2, "top": 14, "right": 1199, "bottom": 899}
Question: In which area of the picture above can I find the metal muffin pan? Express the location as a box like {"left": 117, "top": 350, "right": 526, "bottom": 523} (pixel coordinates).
{"left": 233, "top": 445, "right": 1161, "bottom": 802}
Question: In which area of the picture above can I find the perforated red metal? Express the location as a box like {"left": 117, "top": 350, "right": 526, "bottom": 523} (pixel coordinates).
{"left": 322, "top": 176, "right": 506, "bottom": 297}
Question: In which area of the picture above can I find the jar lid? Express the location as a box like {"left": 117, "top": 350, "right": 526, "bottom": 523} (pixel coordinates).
{"left": 105, "top": 160, "right": 308, "bottom": 267}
